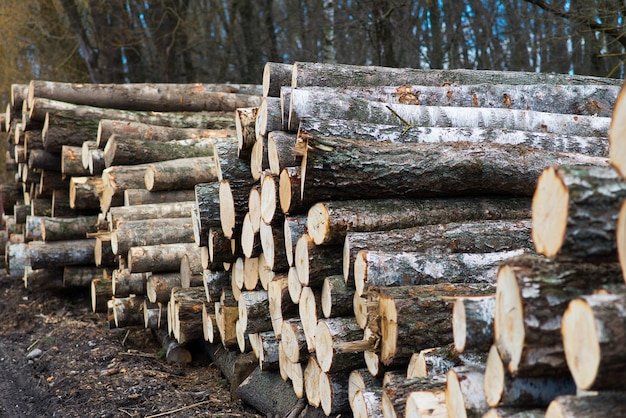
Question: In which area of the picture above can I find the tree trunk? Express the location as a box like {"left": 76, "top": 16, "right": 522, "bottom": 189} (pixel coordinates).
{"left": 321, "top": 275, "right": 355, "bottom": 319}
{"left": 194, "top": 182, "right": 222, "bottom": 248}
{"left": 376, "top": 283, "right": 494, "bottom": 365}
{"left": 97, "top": 119, "right": 235, "bottom": 149}
{"left": 94, "top": 234, "right": 117, "bottom": 268}
{"left": 298, "top": 117, "right": 609, "bottom": 157}
{"left": 281, "top": 318, "right": 308, "bottom": 364}
{"left": 103, "top": 136, "right": 215, "bottom": 168}
{"left": 235, "top": 107, "right": 258, "bottom": 161}
{"left": 215, "top": 297, "right": 239, "bottom": 349}
{"left": 533, "top": 165, "right": 626, "bottom": 262}
{"left": 63, "top": 265, "right": 103, "bottom": 287}
{"left": 300, "top": 136, "right": 608, "bottom": 203}
{"left": 40, "top": 215, "right": 101, "bottom": 241}
{"left": 69, "top": 177, "right": 103, "bottom": 210}
{"left": 315, "top": 316, "right": 369, "bottom": 373}
{"left": 123, "top": 188, "right": 195, "bottom": 206}
{"left": 484, "top": 345, "right": 576, "bottom": 408}
{"left": 267, "top": 274, "right": 297, "bottom": 339}
{"left": 354, "top": 248, "right": 524, "bottom": 297}
{"left": 310, "top": 197, "right": 531, "bottom": 246}
{"left": 453, "top": 295, "right": 496, "bottom": 353}
{"left": 295, "top": 234, "right": 343, "bottom": 288}
{"left": 112, "top": 295, "right": 145, "bottom": 328}
{"left": 238, "top": 290, "right": 271, "bottom": 334}
{"left": 495, "top": 255, "right": 624, "bottom": 377}
{"left": 267, "top": 131, "right": 299, "bottom": 176}
{"left": 61, "top": 145, "right": 90, "bottom": 176}
{"left": 289, "top": 89, "right": 611, "bottom": 136}
{"left": 382, "top": 375, "right": 447, "bottom": 418}
{"left": 112, "top": 269, "right": 149, "bottom": 297}
{"left": 545, "top": 393, "right": 626, "bottom": 418}
{"left": 28, "top": 149, "right": 61, "bottom": 172}
{"left": 262, "top": 62, "right": 293, "bottom": 97}
{"left": 561, "top": 293, "right": 626, "bottom": 391}
{"left": 127, "top": 242, "right": 198, "bottom": 273}
{"left": 28, "top": 239, "right": 95, "bottom": 269}
{"left": 107, "top": 201, "right": 195, "bottom": 229}
{"left": 446, "top": 365, "right": 490, "bottom": 418}
{"left": 146, "top": 272, "right": 181, "bottom": 304}
{"left": 28, "top": 80, "right": 261, "bottom": 112}
{"left": 110, "top": 217, "right": 194, "bottom": 256}
{"left": 171, "top": 286, "right": 205, "bottom": 344}
{"left": 91, "top": 278, "right": 112, "bottom": 313}
{"left": 319, "top": 371, "right": 350, "bottom": 415}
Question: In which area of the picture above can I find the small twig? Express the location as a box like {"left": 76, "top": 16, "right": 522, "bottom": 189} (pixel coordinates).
{"left": 26, "top": 338, "right": 41, "bottom": 352}
{"left": 144, "top": 399, "right": 216, "bottom": 418}
{"left": 385, "top": 104, "right": 415, "bottom": 136}
{"left": 121, "top": 329, "right": 130, "bottom": 346}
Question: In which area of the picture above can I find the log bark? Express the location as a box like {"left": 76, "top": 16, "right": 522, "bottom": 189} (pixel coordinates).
{"left": 289, "top": 88, "right": 611, "bottom": 136}
{"left": 319, "top": 371, "right": 350, "bottom": 415}
{"left": 203, "top": 343, "right": 257, "bottom": 399}
{"left": 238, "top": 290, "right": 271, "bottom": 334}
{"left": 95, "top": 234, "right": 117, "bottom": 268}
{"left": 314, "top": 316, "right": 369, "bottom": 373}
{"left": 203, "top": 269, "right": 230, "bottom": 303}
{"left": 348, "top": 368, "right": 382, "bottom": 412}
{"left": 406, "top": 344, "right": 485, "bottom": 379}
{"left": 298, "top": 116, "right": 610, "bottom": 157}
{"left": 112, "top": 269, "right": 149, "bottom": 297}
{"left": 561, "top": 293, "right": 626, "bottom": 391}
{"left": 127, "top": 242, "right": 198, "bottom": 273}
{"left": 213, "top": 138, "right": 252, "bottom": 182}
{"left": 28, "top": 239, "right": 95, "bottom": 269}
{"left": 219, "top": 178, "right": 257, "bottom": 239}
{"left": 236, "top": 366, "right": 303, "bottom": 417}
{"left": 310, "top": 197, "right": 531, "bottom": 246}
{"left": 532, "top": 165, "right": 626, "bottom": 262}
{"left": 376, "top": 283, "right": 494, "bottom": 365}
{"left": 179, "top": 253, "right": 203, "bottom": 288}
{"left": 345, "top": 218, "right": 532, "bottom": 285}
{"left": 61, "top": 145, "right": 90, "bottom": 176}
{"left": 171, "top": 286, "right": 205, "bottom": 343}
{"left": 484, "top": 345, "right": 576, "bottom": 408}
{"left": 28, "top": 149, "right": 61, "bottom": 172}
{"left": 494, "top": 255, "right": 624, "bottom": 377}
{"left": 291, "top": 62, "right": 622, "bottom": 89}
{"left": 267, "top": 131, "right": 299, "bottom": 175}
{"left": 99, "top": 164, "right": 152, "bottom": 212}
{"left": 235, "top": 107, "right": 258, "bottom": 161}
{"left": 103, "top": 135, "right": 216, "bottom": 168}
{"left": 545, "top": 393, "right": 626, "bottom": 418}
{"left": 262, "top": 62, "right": 293, "bottom": 97}
{"left": 354, "top": 248, "right": 525, "bottom": 297}
{"left": 279, "top": 166, "right": 310, "bottom": 215}
{"left": 484, "top": 408, "right": 545, "bottom": 418}
{"left": 453, "top": 295, "right": 496, "bottom": 353}
{"left": 110, "top": 217, "right": 195, "bottom": 255}
{"left": 144, "top": 156, "right": 217, "bottom": 192}
{"left": 259, "top": 221, "right": 289, "bottom": 273}
{"left": 23, "top": 267, "right": 64, "bottom": 291}
{"left": 97, "top": 119, "right": 235, "bottom": 148}
{"left": 267, "top": 274, "right": 297, "bottom": 338}
{"left": 28, "top": 81, "right": 261, "bottom": 112}
{"left": 69, "top": 177, "right": 103, "bottom": 210}
{"left": 295, "top": 234, "right": 343, "bottom": 288}
{"left": 321, "top": 275, "right": 355, "bottom": 319}
{"left": 146, "top": 272, "right": 181, "bottom": 303}
{"left": 283, "top": 215, "right": 307, "bottom": 267}
{"left": 123, "top": 188, "right": 195, "bottom": 206}
{"left": 91, "top": 278, "right": 112, "bottom": 313}
{"left": 40, "top": 112, "right": 100, "bottom": 152}
{"left": 382, "top": 375, "right": 447, "bottom": 418}
{"left": 445, "top": 365, "right": 489, "bottom": 418}
{"left": 40, "top": 215, "right": 101, "bottom": 241}
{"left": 299, "top": 136, "right": 608, "bottom": 204}
{"left": 281, "top": 318, "right": 308, "bottom": 364}
{"left": 107, "top": 201, "right": 195, "bottom": 229}
{"left": 113, "top": 295, "right": 145, "bottom": 328}
{"left": 63, "top": 265, "right": 103, "bottom": 287}
{"left": 5, "top": 242, "right": 29, "bottom": 278}
{"left": 255, "top": 97, "right": 282, "bottom": 141}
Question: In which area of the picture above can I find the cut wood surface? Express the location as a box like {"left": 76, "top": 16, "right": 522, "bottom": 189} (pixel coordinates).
{"left": 321, "top": 275, "right": 355, "bottom": 319}
{"left": 143, "top": 156, "right": 218, "bottom": 191}
{"left": 299, "top": 116, "right": 610, "bottom": 158}
{"left": 291, "top": 62, "right": 622, "bottom": 89}
{"left": 267, "top": 274, "right": 296, "bottom": 338}
{"left": 29, "top": 81, "right": 262, "bottom": 111}
{"left": 91, "top": 278, "right": 112, "bottom": 313}
{"left": 146, "top": 272, "right": 181, "bottom": 303}
{"left": 294, "top": 234, "right": 343, "bottom": 287}
{"left": 314, "top": 316, "right": 368, "bottom": 373}
{"left": 267, "top": 131, "right": 299, "bottom": 175}
{"left": 113, "top": 295, "right": 146, "bottom": 328}
{"left": 345, "top": 218, "right": 532, "bottom": 286}
{"left": 235, "top": 106, "right": 258, "bottom": 160}
{"left": 445, "top": 365, "right": 489, "bottom": 418}
{"left": 259, "top": 221, "right": 289, "bottom": 272}
{"left": 494, "top": 254, "right": 623, "bottom": 377}
{"left": 382, "top": 375, "right": 447, "bottom": 418}
{"left": 309, "top": 197, "right": 532, "bottom": 246}
{"left": 300, "top": 136, "right": 607, "bottom": 204}
{"left": 561, "top": 293, "right": 626, "bottom": 391}
{"left": 354, "top": 248, "right": 524, "bottom": 297}
{"left": 532, "top": 165, "right": 626, "bottom": 261}
{"left": 289, "top": 88, "right": 611, "bottom": 136}
{"left": 100, "top": 164, "right": 153, "bottom": 212}
{"left": 69, "top": 177, "right": 103, "bottom": 210}
{"left": 61, "top": 145, "right": 90, "bottom": 176}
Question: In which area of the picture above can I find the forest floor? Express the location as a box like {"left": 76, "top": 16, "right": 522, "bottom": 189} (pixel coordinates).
{"left": 0, "top": 268, "right": 264, "bottom": 418}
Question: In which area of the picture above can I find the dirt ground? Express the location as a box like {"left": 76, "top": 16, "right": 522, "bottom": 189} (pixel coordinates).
{"left": 0, "top": 269, "right": 265, "bottom": 418}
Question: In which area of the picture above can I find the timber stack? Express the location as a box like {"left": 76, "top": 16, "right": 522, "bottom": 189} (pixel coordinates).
{"left": 2, "top": 62, "right": 626, "bottom": 417}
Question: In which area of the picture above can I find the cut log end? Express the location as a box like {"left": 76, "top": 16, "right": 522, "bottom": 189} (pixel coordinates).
{"left": 453, "top": 298, "right": 468, "bottom": 353}
{"left": 531, "top": 166, "right": 569, "bottom": 258}
{"left": 617, "top": 201, "right": 626, "bottom": 281}
{"left": 494, "top": 264, "right": 524, "bottom": 374}
{"left": 279, "top": 168, "right": 293, "bottom": 214}
{"left": 379, "top": 295, "right": 398, "bottom": 366}
{"left": 218, "top": 181, "right": 236, "bottom": 239}
{"left": 307, "top": 202, "right": 330, "bottom": 245}
{"left": 260, "top": 174, "right": 276, "bottom": 224}
{"left": 562, "top": 298, "right": 601, "bottom": 390}
{"left": 446, "top": 368, "right": 468, "bottom": 418}
{"left": 610, "top": 93, "right": 626, "bottom": 178}
{"left": 484, "top": 345, "right": 505, "bottom": 407}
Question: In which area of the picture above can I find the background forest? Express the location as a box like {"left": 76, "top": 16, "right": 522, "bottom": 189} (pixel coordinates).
{"left": 0, "top": 0, "right": 624, "bottom": 106}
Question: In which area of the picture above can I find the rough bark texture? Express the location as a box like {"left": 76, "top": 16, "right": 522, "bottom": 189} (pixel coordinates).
{"left": 446, "top": 365, "right": 489, "bottom": 418}
{"left": 69, "top": 177, "right": 103, "bottom": 210}
{"left": 110, "top": 217, "right": 194, "bottom": 255}
{"left": 28, "top": 239, "right": 95, "bottom": 269}
{"left": 262, "top": 62, "right": 293, "bottom": 97}
{"left": 295, "top": 234, "right": 343, "bottom": 287}
{"left": 61, "top": 145, "right": 90, "bottom": 176}
{"left": 532, "top": 165, "right": 626, "bottom": 262}
{"left": 144, "top": 157, "right": 218, "bottom": 191}
{"left": 103, "top": 136, "right": 215, "bottom": 168}
{"left": 40, "top": 216, "right": 100, "bottom": 242}
{"left": 112, "top": 269, "right": 149, "bottom": 297}
{"left": 382, "top": 375, "right": 446, "bottom": 418}
{"left": 315, "top": 316, "right": 368, "bottom": 373}
{"left": 495, "top": 255, "right": 623, "bottom": 377}
{"left": 301, "top": 136, "right": 607, "bottom": 204}
{"left": 453, "top": 295, "right": 496, "bottom": 353}
{"left": 545, "top": 393, "right": 626, "bottom": 418}
{"left": 194, "top": 182, "right": 222, "bottom": 247}
{"left": 127, "top": 242, "right": 198, "bottom": 273}
{"left": 267, "top": 131, "right": 299, "bottom": 175}
{"left": 146, "top": 272, "right": 181, "bottom": 304}
{"left": 321, "top": 275, "right": 355, "bottom": 319}
{"left": 235, "top": 107, "right": 258, "bottom": 160}
{"left": 107, "top": 201, "right": 195, "bottom": 229}
{"left": 123, "top": 188, "right": 195, "bottom": 206}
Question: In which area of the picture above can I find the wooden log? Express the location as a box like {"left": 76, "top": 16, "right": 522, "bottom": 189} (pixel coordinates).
{"left": 110, "top": 217, "right": 194, "bottom": 256}
{"left": 321, "top": 274, "right": 355, "bottom": 319}
{"left": 298, "top": 116, "right": 610, "bottom": 157}
{"left": 545, "top": 392, "right": 626, "bottom": 418}
{"left": 376, "top": 283, "right": 494, "bottom": 365}
{"left": 63, "top": 265, "right": 103, "bottom": 287}
{"left": 69, "top": 177, "right": 103, "bottom": 210}
{"left": 202, "top": 301, "right": 217, "bottom": 341}
{"left": 100, "top": 164, "right": 153, "bottom": 212}
{"left": 203, "top": 269, "right": 230, "bottom": 302}
{"left": 235, "top": 107, "right": 258, "bottom": 161}
{"left": 259, "top": 221, "right": 289, "bottom": 273}
{"left": 453, "top": 295, "right": 495, "bottom": 353}
{"left": 238, "top": 290, "right": 271, "bottom": 334}
{"left": 87, "top": 148, "right": 105, "bottom": 175}
{"left": 215, "top": 291, "right": 240, "bottom": 348}
{"left": 299, "top": 286, "right": 324, "bottom": 352}
{"left": 91, "top": 278, "right": 112, "bottom": 313}
{"left": 213, "top": 137, "right": 252, "bottom": 182}
{"left": 345, "top": 218, "right": 532, "bottom": 286}
{"left": 289, "top": 88, "right": 611, "bottom": 136}
{"left": 179, "top": 252, "right": 203, "bottom": 288}
{"left": 495, "top": 255, "right": 624, "bottom": 377}
{"left": 485, "top": 344, "right": 576, "bottom": 409}
{"left": 123, "top": 188, "right": 195, "bottom": 206}
{"left": 171, "top": 286, "right": 205, "bottom": 343}
{"left": 319, "top": 371, "right": 351, "bottom": 415}
{"left": 299, "top": 136, "right": 608, "bottom": 205}
{"left": 28, "top": 239, "right": 95, "bottom": 269}
{"left": 446, "top": 365, "right": 489, "bottom": 418}
{"left": 103, "top": 135, "right": 215, "bottom": 168}
{"left": 144, "top": 157, "right": 217, "bottom": 192}
{"left": 561, "top": 292, "right": 626, "bottom": 391}
{"left": 354, "top": 248, "right": 525, "bottom": 297}
{"left": 28, "top": 149, "right": 61, "bottom": 172}
{"left": 40, "top": 215, "right": 101, "bottom": 241}
{"left": 112, "top": 269, "right": 149, "bottom": 297}
{"left": 6, "top": 242, "right": 29, "bottom": 278}
{"left": 61, "top": 145, "right": 90, "bottom": 176}
{"left": 267, "top": 274, "right": 296, "bottom": 338}
{"left": 348, "top": 368, "right": 382, "bottom": 412}
{"left": 23, "top": 267, "right": 63, "bottom": 291}
{"left": 97, "top": 119, "right": 235, "bottom": 148}
{"left": 255, "top": 96, "right": 282, "bottom": 142}
{"left": 382, "top": 375, "right": 447, "bottom": 418}
{"left": 24, "top": 216, "right": 43, "bottom": 242}
{"left": 291, "top": 62, "right": 622, "bottom": 89}
{"left": 30, "top": 198, "right": 52, "bottom": 217}
{"left": 262, "top": 62, "right": 293, "bottom": 97}
{"left": 283, "top": 215, "right": 307, "bottom": 267}
{"left": 241, "top": 213, "right": 262, "bottom": 259}
{"left": 236, "top": 367, "right": 305, "bottom": 417}
{"left": 94, "top": 234, "right": 117, "bottom": 268}
{"left": 295, "top": 233, "right": 343, "bottom": 288}
{"left": 267, "top": 131, "right": 299, "bottom": 176}
{"left": 203, "top": 343, "right": 257, "bottom": 399}
{"left": 219, "top": 178, "right": 258, "bottom": 240}
{"left": 532, "top": 165, "right": 626, "bottom": 262}
{"left": 38, "top": 170, "right": 67, "bottom": 197}
{"left": 195, "top": 182, "right": 222, "bottom": 248}
{"left": 146, "top": 272, "right": 181, "bottom": 303}
{"left": 315, "top": 316, "right": 369, "bottom": 373}
{"left": 252, "top": 330, "right": 280, "bottom": 371}
{"left": 281, "top": 318, "right": 308, "bottom": 364}
{"left": 28, "top": 81, "right": 261, "bottom": 112}
{"left": 406, "top": 344, "right": 484, "bottom": 379}
{"left": 113, "top": 295, "right": 146, "bottom": 328}
{"left": 107, "top": 201, "right": 195, "bottom": 229}
{"left": 484, "top": 407, "right": 545, "bottom": 418}
{"left": 311, "top": 197, "right": 531, "bottom": 246}
{"left": 127, "top": 242, "right": 198, "bottom": 273}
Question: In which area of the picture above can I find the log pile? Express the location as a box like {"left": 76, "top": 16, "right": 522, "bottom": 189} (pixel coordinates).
{"left": 2, "top": 62, "right": 625, "bottom": 417}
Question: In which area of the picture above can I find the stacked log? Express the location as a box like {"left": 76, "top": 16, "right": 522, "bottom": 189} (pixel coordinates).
{"left": 2, "top": 62, "right": 624, "bottom": 417}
